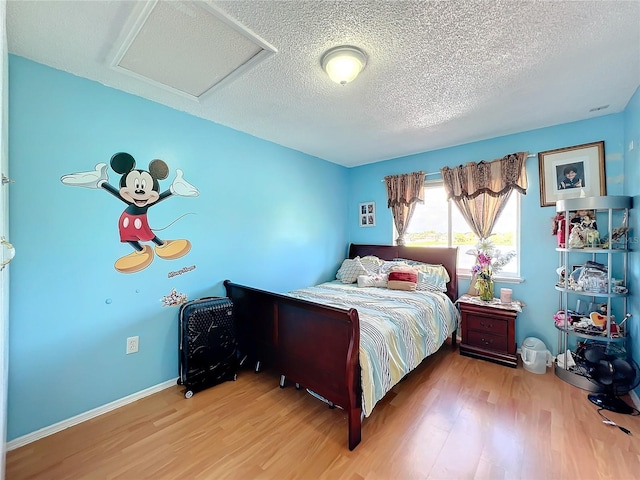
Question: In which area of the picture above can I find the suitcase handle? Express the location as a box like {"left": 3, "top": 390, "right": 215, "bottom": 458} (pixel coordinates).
{"left": 179, "top": 296, "right": 229, "bottom": 311}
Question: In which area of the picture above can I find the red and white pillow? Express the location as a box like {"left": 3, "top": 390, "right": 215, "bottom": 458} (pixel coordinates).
{"left": 387, "top": 266, "right": 419, "bottom": 291}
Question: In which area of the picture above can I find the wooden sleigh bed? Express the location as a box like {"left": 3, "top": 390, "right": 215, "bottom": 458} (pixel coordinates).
{"left": 223, "top": 244, "right": 459, "bottom": 450}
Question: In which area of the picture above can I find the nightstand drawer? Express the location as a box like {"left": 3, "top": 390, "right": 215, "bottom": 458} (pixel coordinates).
{"left": 466, "top": 330, "right": 508, "bottom": 352}
{"left": 466, "top": 315, "right": 508, "bottom": 336}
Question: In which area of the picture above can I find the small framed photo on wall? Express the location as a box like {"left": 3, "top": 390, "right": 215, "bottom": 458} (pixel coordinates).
{"left": 359, "top": 202, "right": 376, "bottom": 227}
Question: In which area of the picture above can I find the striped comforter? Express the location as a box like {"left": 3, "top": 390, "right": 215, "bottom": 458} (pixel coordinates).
{"left": 287, "top": 281, "right": 460, "bottom": 416}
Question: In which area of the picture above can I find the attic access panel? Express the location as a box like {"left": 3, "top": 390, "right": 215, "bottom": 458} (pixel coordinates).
{"left": 112, "top": 0, "right": 276, "bottom": 100}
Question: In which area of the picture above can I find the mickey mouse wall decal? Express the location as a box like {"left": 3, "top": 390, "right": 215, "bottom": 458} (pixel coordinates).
{"left": 61, "top": 152, "right": 199, "bottom": 274}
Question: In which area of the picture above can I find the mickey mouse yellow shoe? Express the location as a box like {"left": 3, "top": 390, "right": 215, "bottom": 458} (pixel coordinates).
{"left": 114, "top": 245, "right": 154, "bottom": 273}
{"left": 155, "top": 239, "right": 191, "bottom": 260}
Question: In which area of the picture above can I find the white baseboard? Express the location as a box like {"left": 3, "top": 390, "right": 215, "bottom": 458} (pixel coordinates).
{"left": 6, "top": 378, "right": 178, "bottom": 451}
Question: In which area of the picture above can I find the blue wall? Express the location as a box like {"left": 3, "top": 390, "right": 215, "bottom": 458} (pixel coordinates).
{"left": 7, "top": 56, "right": 350, "bottom": 440}
{"left": 623, "top": 85, "right": 640, "bottom": 397}
{"left": 7, "top": 54, "right": 639, "bottom": 442}
{"left": 347, "top": 115, "right": 627, "bottom": 357}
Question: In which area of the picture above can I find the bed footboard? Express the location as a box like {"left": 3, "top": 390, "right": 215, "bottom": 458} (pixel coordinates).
{"left": 223, "top": 280, "right": 363, "bottom": 450}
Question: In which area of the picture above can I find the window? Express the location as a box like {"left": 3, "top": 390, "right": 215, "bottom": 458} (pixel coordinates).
{"left": 403, "top": 180, "right": 520, "bottom": 278}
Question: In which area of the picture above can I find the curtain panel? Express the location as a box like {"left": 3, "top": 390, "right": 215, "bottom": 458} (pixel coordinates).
{"left": 440, "top": 152, "right": 528, "bottom": 240}
{"left": 384, "top": 171, "right": 425, "bottom": 246}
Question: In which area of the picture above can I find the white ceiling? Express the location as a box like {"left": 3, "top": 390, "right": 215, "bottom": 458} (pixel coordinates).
{"left": 6, "top": 0, "right": 640, "bottom": 168}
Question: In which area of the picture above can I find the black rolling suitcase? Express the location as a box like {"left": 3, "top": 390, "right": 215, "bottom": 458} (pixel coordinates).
{"left": 178, "top": 297, "right": 238, "bottom": 398}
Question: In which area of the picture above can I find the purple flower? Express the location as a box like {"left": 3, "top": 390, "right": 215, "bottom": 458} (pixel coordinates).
{"left": 477, "top": 253, "right": 492, "bottom": 266}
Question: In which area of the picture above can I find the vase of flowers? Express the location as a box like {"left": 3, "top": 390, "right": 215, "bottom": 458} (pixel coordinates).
{"left": 477, "top": 278, "right": 494, "bottom": 301}
{"left": 468, "top": 239, "right": 516, "bottom": 302}
{"left": 472, "top": 252, "right": 495, "bottom": 301}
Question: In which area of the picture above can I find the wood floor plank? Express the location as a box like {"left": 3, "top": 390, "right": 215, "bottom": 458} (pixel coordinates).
{"left": 7, "top": 344, "right": 640, "bottom": 479}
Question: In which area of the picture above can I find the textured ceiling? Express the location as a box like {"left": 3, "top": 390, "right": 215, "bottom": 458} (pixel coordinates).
{"left": 6, "top": 0, "right": 640, "bottom": 167}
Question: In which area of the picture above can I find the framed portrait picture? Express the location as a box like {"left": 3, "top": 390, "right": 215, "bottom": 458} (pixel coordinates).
{"left": 538, "top": 141, "right": 606, "bottom": 207}
{"left": 359, "top": 201, "right": 376, "bottom": 227}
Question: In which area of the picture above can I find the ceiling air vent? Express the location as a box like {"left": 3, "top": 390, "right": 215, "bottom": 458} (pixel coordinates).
{"left": 111, "top": 0, "right": 276, "bottom": 101}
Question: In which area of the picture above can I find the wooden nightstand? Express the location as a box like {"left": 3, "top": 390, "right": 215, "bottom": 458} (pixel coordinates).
{"left": 457, "top": 294, "right": 521, "bottom": 368}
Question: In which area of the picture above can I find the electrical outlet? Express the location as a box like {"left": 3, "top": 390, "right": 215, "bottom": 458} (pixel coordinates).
{"left": 126, "top": 336, "right": 139, "bottom": 354}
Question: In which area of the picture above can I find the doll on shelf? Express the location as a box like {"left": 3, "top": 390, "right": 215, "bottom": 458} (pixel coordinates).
{"left": 570, "top": 210, "right": 597, "bottom": 229}
{"left": 568, "top": 209, "right": 598, "bottom": 248}
{"left": 552, "top": 212, "right": 572, "bottom": 248}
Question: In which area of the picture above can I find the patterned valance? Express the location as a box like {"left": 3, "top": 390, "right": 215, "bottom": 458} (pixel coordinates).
{"left": 440, "top": 152, "right": 528, "bottom": 200}
{"left": 384, "top": 171, "right": 425, "bottom": 246}
{"left": 384, "top": 171, "right": 425, "bottom": 207}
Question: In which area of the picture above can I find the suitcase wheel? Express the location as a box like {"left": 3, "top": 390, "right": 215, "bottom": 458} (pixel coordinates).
{"left": 177, "top": 378, "right": 183, "bottom": 386}
{"left": 233, "top": 373, "right": 238, "bottom": 381}
{"left": 184, "top": 390, "right": 194, "bottom": 399}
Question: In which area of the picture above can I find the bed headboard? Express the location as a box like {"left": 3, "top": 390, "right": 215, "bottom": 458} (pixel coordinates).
{"left": 348, "top": 243, "right": 458, "bottom": 301}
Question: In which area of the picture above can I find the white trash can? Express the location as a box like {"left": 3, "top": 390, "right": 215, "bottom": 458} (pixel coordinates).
{"left": 521, "top": 337, "right": 550, "bottom": 374}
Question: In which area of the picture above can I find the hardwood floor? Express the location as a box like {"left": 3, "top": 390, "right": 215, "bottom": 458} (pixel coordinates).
{"left": 7, "top": 343, "right": 640, "bottom": 479}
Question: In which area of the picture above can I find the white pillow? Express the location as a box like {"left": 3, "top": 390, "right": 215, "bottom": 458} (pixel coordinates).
{"left": 380, "top": 260, "right": 409, "bottom": 274}
{"left": 414, "top": 264, "right": 450, "bottom": 292}
{"left": 336, "top": 257, "right": 369, "bottom": 284}
{"left": 360, "top": 255, "right": 383, "bottom": 274}
{"left": 357, "top": 274, "right": 388, "bottom": 288}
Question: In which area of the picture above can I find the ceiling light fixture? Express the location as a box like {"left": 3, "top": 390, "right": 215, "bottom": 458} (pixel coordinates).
{"left": 321, "top": 46, "right": 367, "bottom": 85}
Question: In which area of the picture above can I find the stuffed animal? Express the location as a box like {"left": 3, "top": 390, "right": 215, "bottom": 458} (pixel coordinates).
{"left": 553, "top": 310, "right": 568, "bottom": 327}
{"left": 589, "top": 311, "right": 607, "bottom": 328}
